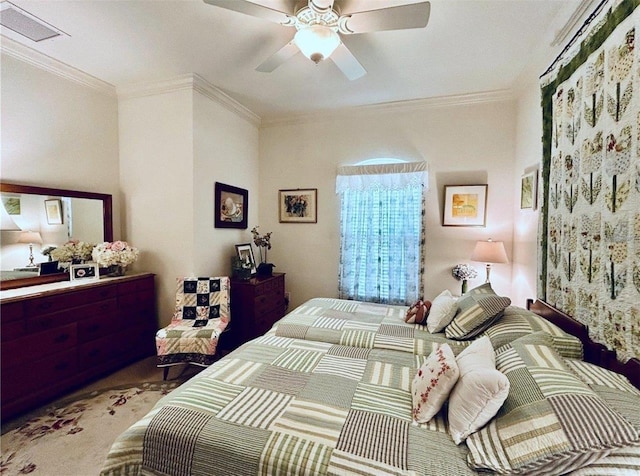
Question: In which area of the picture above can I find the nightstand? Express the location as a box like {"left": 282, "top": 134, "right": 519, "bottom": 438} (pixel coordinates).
{"left": 226, "top": 273, "right": 286, "bottom": 349}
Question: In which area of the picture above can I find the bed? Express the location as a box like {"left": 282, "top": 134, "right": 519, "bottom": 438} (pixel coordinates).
{"left": 101, "top": 288, "right": 640, "bottom": 476}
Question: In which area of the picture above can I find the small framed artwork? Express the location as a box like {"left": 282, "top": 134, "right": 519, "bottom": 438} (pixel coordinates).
{"left": 279, "top": 188, "right": 318, "bottom": 223}
{"left": 443, "top": 184, "right": 488, "bottom": 227}
{"left": 215, "top": 182, "right": 248, "bottom": 229}
{"left": 235, "top": 243, "right": 257, "bottom": 275}
{"left": 2, "top": 195, "right": 21, "bottom": 215}
{"left": 45, "top": 198, "right": 64, "bottom": 225}
{"left": 520, "top": 171, "right": 538, "bottom": 210}
{"left": 70, "top": 263, "right": 99, "bottom": 281}
{"left": 39, "top": 261, "right": 60, "bottom": 276}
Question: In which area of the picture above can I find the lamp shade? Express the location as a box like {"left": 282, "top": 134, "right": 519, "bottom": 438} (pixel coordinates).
{"left": 471, "top": 239, "right": 508, "bottom": 264}
{"left": 18, "top": 230, "right": 43, "bottom": 244}
{"left": 294, "top": 25, "right": 340, "bottom": 63}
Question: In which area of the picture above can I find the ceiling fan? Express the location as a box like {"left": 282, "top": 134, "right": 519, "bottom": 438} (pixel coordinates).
{"left": 202, "top": 0, "right": 431, "bottom": 80}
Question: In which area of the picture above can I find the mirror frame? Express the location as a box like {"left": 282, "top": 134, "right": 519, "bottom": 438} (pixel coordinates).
{"left": 0, "top": 182, "right": 113, "bottom": 291}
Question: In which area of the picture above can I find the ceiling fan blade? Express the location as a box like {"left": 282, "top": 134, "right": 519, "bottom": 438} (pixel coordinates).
{"left": 330, "top": 42, "right": 366, "bottom": 80}
{"left": 256, "top": 40, "right": 300, "bottom": 72}
{"left": 340, "top": 1, "right": 430, "bottom": 34}
{"left": 203, "top": 0, "right": 294, "bottom": 25}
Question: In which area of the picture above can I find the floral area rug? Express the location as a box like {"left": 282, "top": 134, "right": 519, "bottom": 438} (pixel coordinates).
{"left": 1, "top": 381, "right": 181, "bottom": 475}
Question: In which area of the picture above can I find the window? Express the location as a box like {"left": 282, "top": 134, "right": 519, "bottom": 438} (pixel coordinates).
{"left": 336, "top": 161, "right": 427, "bottom": 305}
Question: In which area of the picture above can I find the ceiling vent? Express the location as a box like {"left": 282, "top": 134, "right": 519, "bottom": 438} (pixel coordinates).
{"left": 0, "top": 1, "right": 66, "bottom": 42}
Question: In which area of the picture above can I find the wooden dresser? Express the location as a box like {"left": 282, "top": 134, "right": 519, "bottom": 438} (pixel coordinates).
{"left": 1, "top": 273, "right": 156, "bottom": 421}
{"left": 227, "top": 273, "right": 286, "bottom": 348}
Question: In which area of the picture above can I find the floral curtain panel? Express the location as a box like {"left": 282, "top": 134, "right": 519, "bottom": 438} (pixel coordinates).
{"left": 336, "top": 161, "right": 428, "bottom": 305}
{"left": 539, "top": 0, "right": 639, "bottom": 361}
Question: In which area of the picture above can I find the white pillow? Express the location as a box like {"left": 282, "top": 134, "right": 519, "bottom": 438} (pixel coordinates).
{"left": 427, "top": 290, "right": 458, "bottom": 333}
{"left": 411, "top": 343, "right": 459, "bottom": 424}
{"left": 448, "top": 336, "right": 510, "bottom": 444}
{"left": 456, "top": 335, "right": 495, "bottom": 373}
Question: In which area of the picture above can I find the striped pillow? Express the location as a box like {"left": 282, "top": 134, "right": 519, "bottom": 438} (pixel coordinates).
{"left": 480, "top": 306, "right": 583, "bottom": 359}
{"left": 466, "top": 332, "right": 639, "bottom": 475}
{"left": 445, "top": 284, "right": 510, "bottom": 340}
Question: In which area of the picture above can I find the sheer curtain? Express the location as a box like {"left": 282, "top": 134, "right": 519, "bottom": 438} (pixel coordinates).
{"left": 336, "top": 161, "right": 428, "bottom": 305}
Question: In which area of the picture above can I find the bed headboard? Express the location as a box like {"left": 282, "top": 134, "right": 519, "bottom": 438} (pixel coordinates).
{"left": 527, "top": 299, "right": 640, "bottom": 390}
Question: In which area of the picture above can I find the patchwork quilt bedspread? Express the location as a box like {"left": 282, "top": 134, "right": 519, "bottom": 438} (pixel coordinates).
{"left": 101, "top": 335, "right": 476, "bottom": 476}
{"left": 270, "top": 298, "right": 583, "bottom": 359}
{"left": 101, "top": 296, "right": 640, "bottom": 476}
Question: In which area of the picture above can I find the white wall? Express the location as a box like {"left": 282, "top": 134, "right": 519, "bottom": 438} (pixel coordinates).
{"left": 259, "top": 97, "right": 517, "bottom": 309}
{"left": 193, "top": 89, "right": 260, "bottom": 280}
{"left": 0, "top": 54, "right": 121, "bottom": 235}
{"left": 119, "top": 80, "right": 260, "bottom": 325}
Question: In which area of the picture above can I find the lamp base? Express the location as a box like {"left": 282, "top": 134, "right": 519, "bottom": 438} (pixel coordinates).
{"left": 25, "top": 243, "right": 37, "bottom": 268}
{"left": 484, "top": 263, "right": 492, "bottom": 283}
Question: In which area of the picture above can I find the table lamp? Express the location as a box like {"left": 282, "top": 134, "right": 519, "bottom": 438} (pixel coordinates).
{"left": 470, "top": 238, "right": 508, "bottom": 283}
{"left": 18, "top": 230, "right": 43, "bottom": 267}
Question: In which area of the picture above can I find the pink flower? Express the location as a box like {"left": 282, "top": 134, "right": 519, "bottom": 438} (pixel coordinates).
{"left": 111, "top": 241, "right": 127, "bottom": 252}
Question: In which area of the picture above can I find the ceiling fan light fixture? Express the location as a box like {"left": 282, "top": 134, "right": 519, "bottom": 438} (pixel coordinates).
{"left": 294, "top": 25, "right": 340, "bottom": 64}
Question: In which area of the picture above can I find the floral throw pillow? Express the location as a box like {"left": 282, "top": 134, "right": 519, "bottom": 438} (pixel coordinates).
{"left": 411, "top": 343, "right": 459, "bottom": 423}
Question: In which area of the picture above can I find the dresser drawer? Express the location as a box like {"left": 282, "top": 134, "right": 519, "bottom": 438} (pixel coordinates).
{"left": 78, "top": 310, "right": 121, "bottom": 341}
{"left": 23, "top": 285, "right": 117, "bottom": 317}
{"left": 119, "top": 289, "right": 154, "bottom": 310}
{"left": 25, "top": 298, "right": 118, "bottom": 333}
{"left": 118, "top": 276, "right": 154, "bottom": 296}
{"left": 1, "top": 324, "right": 77, "bottom": 368}
{"left": 1, "top": 301, "right": 24, "bottom": 322}
{"left": 2, "top": 349, "right": 77, "bottom": 403}
{"left": 78, "top": 334, "right": 118, "bottom": 369}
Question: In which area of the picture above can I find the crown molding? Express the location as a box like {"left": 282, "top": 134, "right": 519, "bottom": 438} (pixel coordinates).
{"left": 0, "top": 35, "right": 116, "bottom": 97}
{"left": 117, "top": 74, "right": 261, "bottom": 127}
{"left": 260, "top": 89, "right": 515, "bottom": 128}
{"left": 551, "top": 0, "right": 601, "bottom": 47}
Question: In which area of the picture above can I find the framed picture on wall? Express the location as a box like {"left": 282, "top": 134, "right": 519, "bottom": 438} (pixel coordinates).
{"left": 279, "top": 188, "right": 317, "bottom": 223}
{"left": 45, "top": 198, "right": 63, "bottom": 225}
{"left": 520, "top": 171, "right": 537, "bottom": 210}
{"left": 443, "top": 184, "right": 487, "bottom": 227}
{"left": 2, "top": 195, "right": 21, "bottom": 215}
{"left": 214, "top": 182, "right": 248, "bottom": 229}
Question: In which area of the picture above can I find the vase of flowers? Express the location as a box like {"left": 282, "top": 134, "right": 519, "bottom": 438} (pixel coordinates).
{"left": 251, "top": 226, "right": 274, "bottom": 277}
{"left": 50, "top": 241, "right": 96, "bottom": 269}
{"left": 452, "top": 263, "right": 478, "bottom": 294}
{"left": 92, "top": 241, "right": 139, "bottom": 277}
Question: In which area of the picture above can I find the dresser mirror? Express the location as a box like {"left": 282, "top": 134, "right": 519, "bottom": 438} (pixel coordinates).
{"left": 0, "top": 182, "right": 113, "bottom": 290}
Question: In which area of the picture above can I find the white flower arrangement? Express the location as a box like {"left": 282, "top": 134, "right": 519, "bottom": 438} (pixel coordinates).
{"left": 50, "top": 240, "right": 95, "bottom": 263}
{"left": 452, "top": 263, "right": 478, "bottom": 281}
{"left": 92, "top": 241, "right": 139, "bottom": 267}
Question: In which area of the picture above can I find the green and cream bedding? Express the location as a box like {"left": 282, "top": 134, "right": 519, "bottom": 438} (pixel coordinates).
{"left": 269, "top": 296, "right": 583, "bottom": 360}
{"left": 101, "top": 295, "right": 639, "bottom": 475}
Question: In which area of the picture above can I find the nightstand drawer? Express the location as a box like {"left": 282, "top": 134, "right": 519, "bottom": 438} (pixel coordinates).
{"left": 253, "top": 275, "right": 284, "bottom": 297}
{"left": 254, "top": 293, "right": 283, "bottom": 315}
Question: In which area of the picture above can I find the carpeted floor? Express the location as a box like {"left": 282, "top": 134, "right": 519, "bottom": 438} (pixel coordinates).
{"left": 1, "top": 357, "right": 202, "bottom": 476}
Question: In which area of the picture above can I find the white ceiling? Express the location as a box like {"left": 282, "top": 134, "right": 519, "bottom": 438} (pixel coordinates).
{"left": 1, "top": 0, "right": 587, "bottom": 120}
